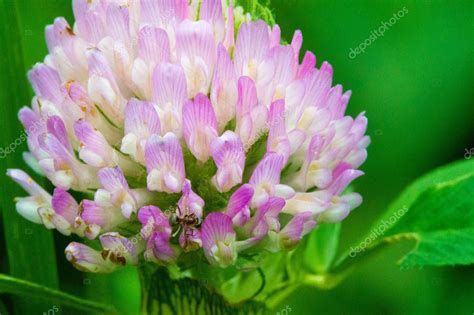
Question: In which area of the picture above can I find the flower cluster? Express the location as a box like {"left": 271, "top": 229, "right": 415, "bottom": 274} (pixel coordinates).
{"left": 8, "top": 0, "right": 369, "bottom": 272}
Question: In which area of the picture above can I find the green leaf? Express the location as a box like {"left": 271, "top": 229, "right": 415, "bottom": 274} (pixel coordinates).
{"left": 304, "top": 223, "right": 341, "bottom": 273}
{"left": 0, "top": 1, "right": 59, "bottom": 313}
{"left": 384, "top": 173, "right": 474, "bottom": 267}
{"left": 221, "top": 269, "right": 264, "bottom": 303}
{"left": 0, "top": 274, "right": 117, "bottom": 315}
{"left": 336, "top": 159, "right": 474, "bottom": 271}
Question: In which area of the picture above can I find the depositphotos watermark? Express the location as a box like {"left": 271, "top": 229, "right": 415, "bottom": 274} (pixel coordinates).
{"left": 464, "top": 148, "right": 474, "bottom": 159}
{"left": 43, "top": 305, "right": 59, "bottom": 315}
{"left": 349, "top": 205, "right": 408, "bottom": 257}
{"left": 276, "top": 305, "right": 292, "bottom": 315}
{"left": 349, "top": 6, "right": 408, "bottom": 59}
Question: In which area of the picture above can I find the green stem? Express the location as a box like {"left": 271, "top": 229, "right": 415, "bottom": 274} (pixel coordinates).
{"left": 0, "top": 274, "right": 117, "bottom": 315}
{"left": 138, "top": 264, "right": 267, "bottom": 315}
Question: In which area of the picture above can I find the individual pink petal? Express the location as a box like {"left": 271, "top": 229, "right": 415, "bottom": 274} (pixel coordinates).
{"left": 100, "top": 232, "right": 138, "bottom": 265}
{"left": 47, "top": 116, "right": 72, "bottom": 153}
{"left": 87, "top": 49, "right": 120, "bottom": 92}
{"left": 176, "top": 20, "right": 216, "bottom": 97}
{"left": 97, "top": 167, "right": 138, "bottom": 218}
{"left": 45, "top": 17, "right": 75, "bottom": 56}
{"left": 234, "top": 21, "right": 271, "bottom": 78}
{"left": 200, "top": 0, "right": 225, "bottom": 41}
{"left": 151, "top": 63, "right": 187, "bottom": 134}
{"left": 328, "top": 169, "right": 364, "bottom": 196}
{"left": 210, "top": 131, "right": 245, "bottom": 192}
{"left": 235, "top": 76, "right": 269, "bottom": 146}
{"left": 138, "top": 26, "right": 170, "bottom": 66}
{"left": 122, "top": 98, "right": 161, "bottom": 162}
{"left": 251, "top": 197, "right": 285, "bottom": 238}
{"left": 106, "top": 2, "right": 130, "bottom": 43}
{"left": 249, "top": 153, "right": 285, "bottom": 207}
{"left": 210, "top": 44, "right": 237, "bottom": 130}
{"left": 236, "top": 76, "right": 258, "bottom": 120}
{"left": 138, "top": 205, "right": 170, "bottom": 234}
{"left": 138, "top": 205, "right": 176, "bottom": 263}
{"left": 124, "top": 99, "right": 161, "bottom": 137}
{"left": 177, "top": 179, "right": 204, "bottom": 219}
{"left": 290, "top": 30, "right": 303, "bottom": 60}
{"left": 81, "top": 200, "right": 125, "bottom": 239}
{"left": 6, "top": 169, "right": 51, "bottom": 201}
{"left": 38, "top": 133, "right": 82, "bottom": 190}
{"left": 278, "top": 212, "right": 316, "bottom": 250}
{"left": 65, "top": 242, "right": 116, "bottom": 273}
{"left": 146, "top": 232, "right": 176, "bottom": 263}
{"left": 28, "top": 64, "right": 64, "bottom": 104}
{"left": 144, "top": 133, "right": 185, "bottom": 193}
{"left": 140, "top": 0, "right": 188, "bottom": 26}
{"left": 182, "top": 93, "right": 218, "bottom": 162}
{"left": 270, "top": 24, "right": 281, "bottom": 48}
{"left": 201, "top": 212, "right": 237, "bottom": 267}
{"left": 297, "top": 51, "right": 316, "bottom": 79}
{"left": 52, "top": 188, "right": 79, "bottom": 224}
{"left": 264, "top": 46, "right": 297, "bottom": 103}
{"left": 74, "top": 119, "right": 116, "bottom": 168}
{"left": 223, "top": 3, "right": 234, "bottom": 49}
{"left": 38, "top": 206, "right": 73, "bottom": 235}
{"left": 226, "top": 184, "right": 254, "bottom": 226}
{"left": 200, "top": 0, "right": 223, "bottom": 24}
{"left": 77, "top": 9, "right": 107, "bottom": 44}
{"left": 282, "top": 191, "right": 332, "bottom": 216}
{"left": 19, "top": 106, "right": 43, "bottom": 136}
{"left": 72, "top": 0, "right": 89, "bottom": 23}
{"left": 317, "top": 192, "right": 363, "bottom": 223}
{"left": 266, "top": 100, "right": 290, "bottom": 163}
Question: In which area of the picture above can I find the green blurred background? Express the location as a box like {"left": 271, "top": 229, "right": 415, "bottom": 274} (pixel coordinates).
{"left": 1, "top": 0, "right": 473, "bottom": 314}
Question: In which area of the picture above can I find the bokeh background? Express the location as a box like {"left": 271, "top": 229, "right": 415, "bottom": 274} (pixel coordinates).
{"left": 0, "top": 0, "right": 473, "bottom": 314}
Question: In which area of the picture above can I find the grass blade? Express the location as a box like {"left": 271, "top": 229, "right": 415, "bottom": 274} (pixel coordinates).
{"left": 0, "top": 0, "right": 59, "bottom": 313}
{"left": 0, "top": 274, "right": 117, "bottom": 315}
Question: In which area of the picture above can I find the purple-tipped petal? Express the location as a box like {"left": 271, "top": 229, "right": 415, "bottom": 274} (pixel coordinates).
{"left": 182, "top": 94, "right": 218, "bottom": 162}
{"left": 106, "top": 2, "right": 130, "bottom": 43}
{"left": 201, "top": 212, "right": 237, "bottom": 267}
{"left": 74, "top": 119, "right": 116, "bottom": 168}
{"left": 226, "top": 184, "right": 253, "bottom": 226}
{"left": 278, "top": 212, "right": 316, "bottom": 250}
{"left": 7, "top": 169, "right": 51, "bottom": 201}
{"left": 138, "top": 26, "right": 170, "bottom": 66}
{"left": 200, "top": 0, "right": 225, "bottom": 42}
{"left": 122, "top": 99, "right": 161, "bottom": 163}
{"left": 176, "top": 20, "right": 216, "bottom": 97}
{"left": 177, "top": 179, "right": 204, "bottom": 219}
{"left": 65, "top": 242, "right": 115, "bottom": 273}
{"left": 28, "top": 64, "right": 64, "bottom": 104}
{"left": 138, "top": 206, "right": 176, "bottom": 263}
{"left": 210, "top": 131, "right": 245, "bottom": 192}
{"left": 251, "top": 197, "right": 285, "bottom": 238}
{"left": 234, "top": 21, "right": 271, "bottom": 79}
{"left": 267, "top": 100, "right": 290, "bottom": 163}
{"left": 52, "top": 188, "right": 79, "bottom": 224}
{"left": 210, "top": 44, "right": 237, "bottom": 130}
{"left": 100, "top": 232, "right": 138, "bottom": 265}
{"left": 145, "top": 133, "right": 185, "bottom": 193}
{"left": 97, "top": 167, "right": 138, "bottom": 218}
{"left": 81, "top": 200, "right": 125, "bottom": 239}
{"left": 249, "top": 153, "right": 285, "bottom": 207}
{"left": 151, "top": 63, "right": 187, "bottom": 135}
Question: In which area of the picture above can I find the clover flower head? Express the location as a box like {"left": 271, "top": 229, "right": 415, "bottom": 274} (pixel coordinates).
{"left": 8, "top": 0, "right": 369, "bottom": 272}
